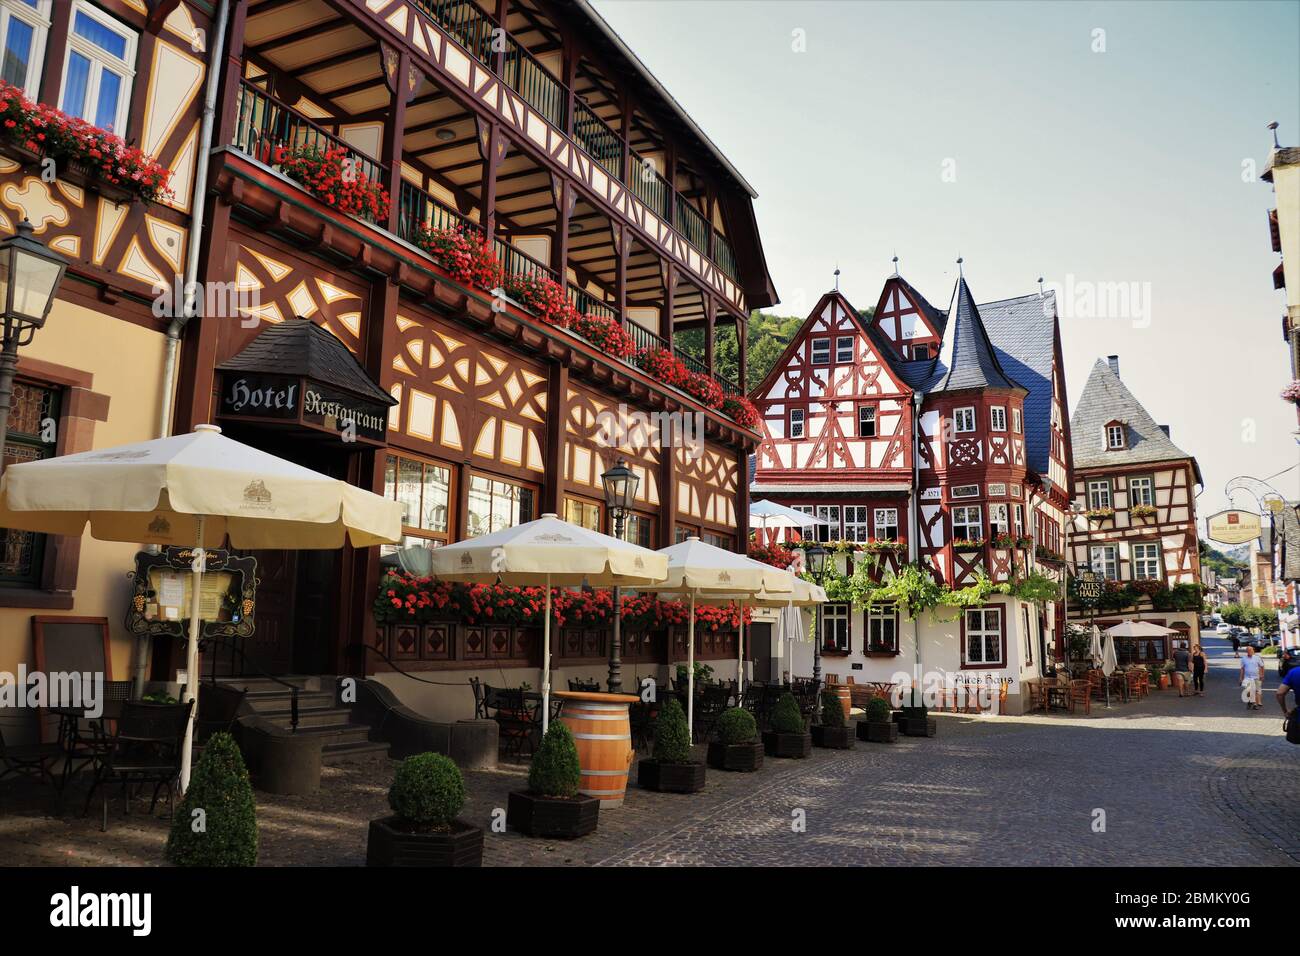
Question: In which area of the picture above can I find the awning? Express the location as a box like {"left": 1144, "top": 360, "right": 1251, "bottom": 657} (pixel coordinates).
{"left": 216, "top": 319, "right": 396, "bottom": 447}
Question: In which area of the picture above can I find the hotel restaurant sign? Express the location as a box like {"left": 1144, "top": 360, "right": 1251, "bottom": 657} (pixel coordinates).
{"left": 1205, "top": 509, "right": 1263, "bottom": 546}
{"left": 218, "top": 372, "right": 389, "bottom": 446}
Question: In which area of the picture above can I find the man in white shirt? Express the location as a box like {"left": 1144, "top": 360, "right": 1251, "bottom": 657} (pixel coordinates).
{"left": 1240, "top": 646, "right": 1264, "bottom": 710}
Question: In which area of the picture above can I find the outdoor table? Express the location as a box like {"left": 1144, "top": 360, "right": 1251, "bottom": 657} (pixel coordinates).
{"left": 49, "top": 700, "right": 126, "bottom": 790}
{"left": 1042, "top": 680, "right": 1070, "bottom": 712}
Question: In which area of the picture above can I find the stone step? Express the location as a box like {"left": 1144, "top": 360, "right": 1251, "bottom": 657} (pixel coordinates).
{"left": 321, "top": 740, "right": 390, "bottom": 764}
{"left": 291, "top": 722, "right": 376, "bottom": 747}
{"left": 211, "top": 675, "right": 324, "bottom": 694}
{"left": 243, "top": 690, "right": 336, "bottom": 714}
{"left": 257, "top": 705, "right": 359, "bottom": 729}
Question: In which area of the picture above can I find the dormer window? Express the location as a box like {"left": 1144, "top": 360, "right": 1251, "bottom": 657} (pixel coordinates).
{"left": 1105, "top": 422, "right": 1126, "bottom": 449}
{"left": 811, "top": 339, "right": 830, "bottom": 365}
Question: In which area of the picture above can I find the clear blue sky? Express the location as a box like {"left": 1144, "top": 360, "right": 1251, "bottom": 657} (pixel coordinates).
{"left": 593, "top": 0, "right": 1300, "bottom": 522}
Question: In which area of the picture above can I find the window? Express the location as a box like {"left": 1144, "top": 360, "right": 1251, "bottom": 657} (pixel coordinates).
{"left": 987, "top": 482, "right": 1006, "bottom": 497}
{"left": 843, "top": 506, "right": 871, "bottom": 542}
{"left": 789, "top": 407, "right": 805, "bottom": 440}
{"left": 867, "top": 605, "right": 898, "bottom": 653}
{"left": 1, "top": 379, "right": 59, "bottom": 587}
{"left": 564, "top": 497, "right": 601, "bottom": 531}
{"left": 621, "top": 513, "right": 654, "bottom": 548}
{"left": 953, "top": 407, "right": 976, "bottom": 433}
{"left": 1013, "top": 504, "right": 1024, "bottom": 537}
{"left": 813, "top": 505, "right": 840, "bottom": 542}
{"left": 952, "top": 484, "right": 979, "bottom": 499}
{"left": 1012, "top": 407, "right": 1022, "bottom": 434}
{"left": 702, "top": 531, "right": 733, "bottom": 550}
{"left": 383, "top": 454, "right": 454, "bottom": 551}
{"left": 963, "top": 607, "right": 1003, "bottom": 666}
{"left": 989, "top": 503, "right": 1009, "bottom": 538}
{"left": 466, "top": 474, "right": 534, "bottom": 537}
{"left": 1106, "top": 423, "right": 1125, "bottom": 449}
{"left": 1116, "top": 636, "right": 1167, "bottom": 666}
{"left": 1090, "top": 544, "right": 1119, "bottom": 580}
{"left": 952, "top": 505, "right": 983, "bottom": 541}
{"left": 873, "top": 507, "right": 898, "bottom": 540}
{"left": 811, "top": 338, "right": 830, "bottom": 365}
{"left": 857, "top": 404, "right": 876, "bottom": 438}
{"left": 0, "top": 0, "right": 50, "bottom": 95}
{"left": 911, "top": 343, "right": 933, "bottom": 361}
{"left": 1086, "top": 479, "right": 1111, "bottom": 510}
{"left": 1133, "top": 542, "right": 1162, "bottom": 580}
{"left": 821, "top": 603, "right": 850, "bottom": 652}
{"left": 1128, "top": 476, "right": 1154, "bottom": 507}
{"left": 59, "top": 2, "right": 136, "bottom": 133}
{"left": 674, "top": 524, "right": 697, "bottom": 543}
{"left": 835, "top": 336, "right": 854, "bottom": 363}
{"left": 990, "top": 406, "right": 1007, "bottom": 431}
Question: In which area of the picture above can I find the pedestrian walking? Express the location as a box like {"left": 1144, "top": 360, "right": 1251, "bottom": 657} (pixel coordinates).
{"left": 1240, "top": 645, "right": 1264, "bottom": 710}
{"left": 1191, "top": 644, "right": 1206, "bottom": 696}
{"left": 1277, "top": 663, "right": 1300, "bottom": 743}
{"left": 1230, "top": 632, "right": 1240, "bottom": 658}
{"left": 1173, "top": 643, "right": 1193, "bottom": 698}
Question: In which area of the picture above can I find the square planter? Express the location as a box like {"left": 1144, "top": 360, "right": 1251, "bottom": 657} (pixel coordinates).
{"left": 762, "top": 730, "right": 813, "bottom": 758}
{"left": 900, "top": 717, "right": 937, "bottom": 738}
{"left": 810, "top": 724, "right": 854, "bottom": 749}
{"left": 506, "top": 790, "right": 599, "bottom": 839}
{"left": 366, "top": 817, "right": 483, "bottom": 867}
{"left": 856, "top": 720, "right": 899, "bottom": 743}
{"left": 638, "top": 758, "right": 706, "bottom": 793}
{"left": 706, "top": 740, "right": 764, "bottom": 772}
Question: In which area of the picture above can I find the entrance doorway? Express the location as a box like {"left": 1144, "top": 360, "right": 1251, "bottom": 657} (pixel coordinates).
{"left": 749, "top": 622, "right": 773, "bottom": 682}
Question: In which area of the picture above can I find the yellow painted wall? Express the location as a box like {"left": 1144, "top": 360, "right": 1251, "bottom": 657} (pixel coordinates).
{"left": 0, "top": 298, "right": 167, "bottom": 684}
{"left": 1273, "top": 160, "right": 1300, "bottom": 315}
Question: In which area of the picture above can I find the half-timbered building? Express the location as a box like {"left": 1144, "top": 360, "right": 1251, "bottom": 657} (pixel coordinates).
{"left": 750, "top": 272, "right": 1074, "bottom": 713}
{"left": 1066, "top": 356, "right": 1204, "bottom": 659}
{"left": 0, "top": 0, "right": 777, "bottom": 735}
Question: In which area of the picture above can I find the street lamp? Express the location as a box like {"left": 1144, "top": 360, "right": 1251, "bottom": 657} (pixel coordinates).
{"left": 601, "top": 457, "right": 639, "bottom": 693}
{"left": 0, "top": 220, "right": 68, "bottom": 475}
{"left": 804, "top": 542, "right": 829, "bottom": 694}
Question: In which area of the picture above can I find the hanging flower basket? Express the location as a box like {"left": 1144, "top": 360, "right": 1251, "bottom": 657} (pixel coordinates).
{"left": 1281, "top": 380, "right": 1300, "bottom": 404}
{"left": 952, "top": 538, "right": 986, "bottom": 552}
{"left": 411, "top": 224, "right": 501, "bottom": 290}
{"left": 1130, "top": 504, "right": 1157, "bottom": 521}
{"left": 569, "top": 312, "right": 635, "bottom": 359}
{"left": 1085, "top": 507, "right": 1115, "bottom": 522}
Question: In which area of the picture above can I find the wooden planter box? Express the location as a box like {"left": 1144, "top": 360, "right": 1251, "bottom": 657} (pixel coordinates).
{"left": 506, "top": 790, "right": 599, "bottom": 839}
{"left": 857, "top": 720, "right": 899, "bottom": 743}
{"left": 706, "top": 740, "right": 763, "bottom": 772}
{"left": 900, "top": 717, "right": 937, "bottom": 738}
{"left": 762, "top": 730, "right": 813, "bottom": 758}
{"left": 638, "top": 758, "right": 706, "bottom": 793}
{"left": 366, "top": 817, "right": 483, "bottom": 867}
{"left": 811, "top": 724, "right": 854, "bottom": 749}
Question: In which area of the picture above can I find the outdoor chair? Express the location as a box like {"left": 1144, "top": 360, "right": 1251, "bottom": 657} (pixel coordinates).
{"left": 194, "top": 682, "right": 248, "bottom": 746}
{"left": 82, "top": 700, "right": 193, "bottom": 832}
{"left": 58, "top": 679, "right": 133, "bottom": 790}
{"left": 484, "top": 686, "right": 536, "bottom": 758}
{"left": 1126, "top": 670, "right": 1147, "bottom": 700}
{"left": 469, "top": 677, "right": 486, "bottom": 719}
{"left": 693, "top": 685, "right": 730, "bottom": 743}
{"left": 1067, "top": 679, "right": 1091, "bottom": 716}
{"left": 0, "top": 724, "right": 63, "bottom": 789}
{"left": 629, "top": 701, "right": 654, "bottom": 752}
{"left": 568, "top": 678, "right": 600, "bottom": 692}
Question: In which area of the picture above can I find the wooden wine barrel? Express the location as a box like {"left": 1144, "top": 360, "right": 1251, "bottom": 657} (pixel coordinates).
{"left": 554, "top": 691, "right": 639, "bottom": 808}
{"left": 834, "top": 685, "right": 851, "bottom": 718}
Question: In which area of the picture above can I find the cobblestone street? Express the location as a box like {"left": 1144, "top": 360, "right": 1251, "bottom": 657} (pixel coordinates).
{"left": 2, "top": 636, "right": 1295, "bottom": 867}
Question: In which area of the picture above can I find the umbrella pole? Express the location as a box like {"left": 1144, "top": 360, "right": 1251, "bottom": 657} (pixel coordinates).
{"left": 738, "top": 614, "right": 745, "bottom": 697}
{"left": 179, "top": 516, "right": 206, "bottom": 793}
{"left": 687, "top": 591, "right": 696, "bottom": 740}
{"left": 542, "top": 575, "right": 552, "bottom": 735}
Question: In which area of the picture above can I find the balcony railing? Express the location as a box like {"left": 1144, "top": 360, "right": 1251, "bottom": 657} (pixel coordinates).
{"left": 397, "top": 178, "right": 483, "bottom": 242}
{"left": 567, "top": 282, "right": 615, "bottom": 319}
{"left": 496, "top": 236, "right": 557, "bottom": 283}
{"left": 233, "top": 81, "right": 388, "bottom": 224}
{"left": 410, "top": 0, "right": 739, "bottom": 290}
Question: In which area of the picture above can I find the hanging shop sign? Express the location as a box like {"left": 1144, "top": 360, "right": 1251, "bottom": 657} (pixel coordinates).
{"left": 218, "top": 371, "right": 390, "bottom": 445}
{"left": 1205, "top": 510, "right": 1262, "bottom": 546}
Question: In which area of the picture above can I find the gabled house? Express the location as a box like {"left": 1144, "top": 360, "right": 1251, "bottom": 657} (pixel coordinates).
{"left": 1067, "top": 356, "right": 1204, "bottom": 660}
{"left": 749, "top": 271, "right": 1074, "bottom": 713}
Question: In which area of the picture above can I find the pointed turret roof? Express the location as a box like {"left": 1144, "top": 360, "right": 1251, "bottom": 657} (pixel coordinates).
{"left": 925, "top": 277, "right": 1024, "bottom": 394}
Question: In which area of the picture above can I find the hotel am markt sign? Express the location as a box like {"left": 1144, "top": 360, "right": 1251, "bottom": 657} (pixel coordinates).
{"left": 219, "top": 372, "right": 390, "bottom": 445}
{"left": 1206, "top": 510, "right": 1263, "bottom": 546}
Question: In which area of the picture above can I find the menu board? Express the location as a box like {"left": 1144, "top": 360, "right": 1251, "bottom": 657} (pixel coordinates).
{"left": 146, "top": 568, "right": 235, "bottom": 623}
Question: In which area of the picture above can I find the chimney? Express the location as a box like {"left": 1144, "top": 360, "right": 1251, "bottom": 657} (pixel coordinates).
{"left": 1159, "top": 425, "right": 1170, "bottom": 438}
{"left": 1107, "top": 355, "right": 1120, "bottom": 376}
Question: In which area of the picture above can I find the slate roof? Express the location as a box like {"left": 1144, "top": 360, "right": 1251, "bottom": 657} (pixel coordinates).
{"left": 217, "top": 319, "right": 396, "bottom": 406}
{"left": 979, "top": 292, "right": 1059, "bottom": 476}
{"left": 1069, "top": 357, "right": 1198, "bottom": 479}
{"left": 893, "top": 275, "right": 948, "bottom": 336}
{"left": 928, "top": 278, "right": 1025, "bottom": 394}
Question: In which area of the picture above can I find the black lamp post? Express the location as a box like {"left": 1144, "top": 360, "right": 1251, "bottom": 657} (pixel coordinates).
{"left": 804, "top": 542, "right": 829, "bottom": 695}
{"left": 0, "top": 220, "right": 68, "bottom": 477}
{"left": 601, "top": 457, "right": 639, "bottom": 693}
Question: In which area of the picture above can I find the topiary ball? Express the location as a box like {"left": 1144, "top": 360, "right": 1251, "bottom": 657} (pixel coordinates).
{"left": 165, "top": 732, "right": 257, "bottom": 866}
{"left": 820, "top": 688, "right": 845, "bottom": 727}
{"left": 529, "top": 721, "right": 581, "bottom": 798}
{"left": 716, "top": 706, "right": 757, "bottom": 744}
{"left": 389, "top": 752, "right": 465, "bottom": 828}
{"left": 866, "top": 696, "right": 892, "bottom": 723}
{"left": 770, "top": 692, "right": 805, "bottom": 734}
{"left": 652, "top": 697, "right": 692, "bottom": 764}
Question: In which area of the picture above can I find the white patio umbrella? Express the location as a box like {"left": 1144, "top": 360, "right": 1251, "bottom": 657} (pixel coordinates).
{"left": 1089, "top": 624, "right": 1104, "bottom": 668}
{"left": 712, "top": 575, "right": 826, "bottom": 691}
{"left": 700, "top": 566, "right": 814, "bottom": 697}
{"left": 657, "top": 537, "right": 793, "bottom": 736}
{"left": 0, "top": 424, "right": 402, "bottom": 790}
{"left": 427, "top": 513, "right": 668, "bottom": 732}
{"left": 1105, "top": 620, "right": 1177, "bottom": 638}
{"left": 750, "top": 499, "right": 827, "bottom": 534}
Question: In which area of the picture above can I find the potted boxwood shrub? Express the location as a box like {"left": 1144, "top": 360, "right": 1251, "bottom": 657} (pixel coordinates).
{"left": 857, "top": 696, "right": 899, "bottom": 743}
{"left": 810, "top": 688, "right": 853, "bottom": 749}
{"left": 367, "top": 752, "right": 482, "bottom": 867}
{"left": 165, "top": 732, "right": 257, "bottom": 866}
{"left": 506, "top": 722, "right": 599, "bottom": 838}
{"left": 638, "top": 697, "right": 706, "bottom": 793}
{"left": 706, "top": 707, "right": 764, "bottom": 772}
{"left": 762, "top": 692, "right": 812, "bottom": 758}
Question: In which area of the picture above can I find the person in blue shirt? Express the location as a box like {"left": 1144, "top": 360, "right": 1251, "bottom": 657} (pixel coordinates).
{"left": 1277, "top": 660, "right": 1300, "bottom": 717}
